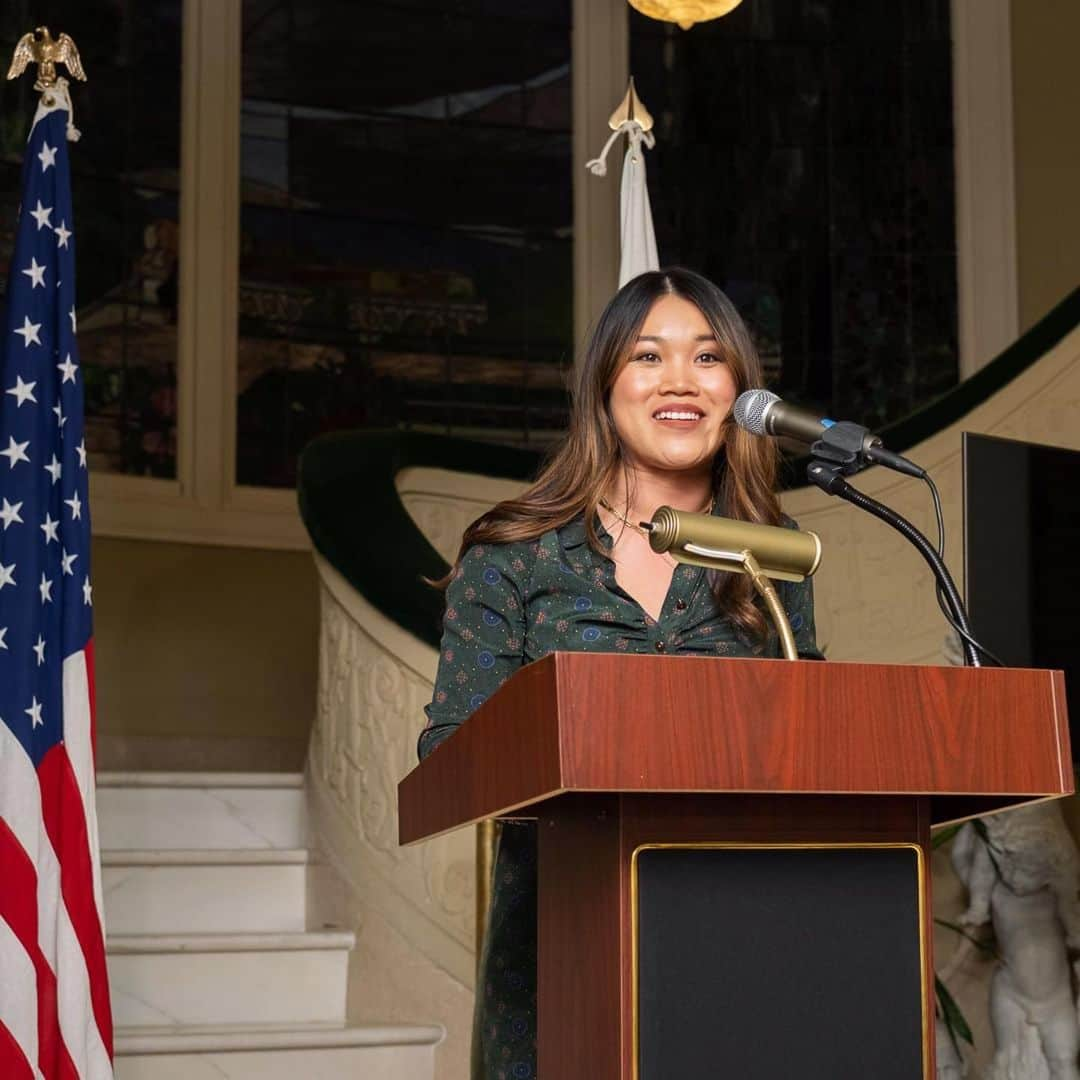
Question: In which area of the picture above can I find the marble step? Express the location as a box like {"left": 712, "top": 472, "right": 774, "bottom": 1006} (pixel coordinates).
{"left": 102, "top": 849, "right": 308, "bottom": 935}
{"left": 97, "top": 772, "right": 306, "bottom": 852}
{"left": 113, "top": 1023, "right": 443, "bottom": 1080}
{"left": 107, "top": 931, "right": 353, "bottom": 1028}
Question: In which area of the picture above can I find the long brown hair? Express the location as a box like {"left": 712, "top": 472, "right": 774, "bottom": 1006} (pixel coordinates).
{"left": 443, "top": 267, "right": 782, "bottom": 642}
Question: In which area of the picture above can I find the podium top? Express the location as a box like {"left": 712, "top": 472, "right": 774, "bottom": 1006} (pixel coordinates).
{"left": 398, "top": 653, "right": 1072, "bottom": 844}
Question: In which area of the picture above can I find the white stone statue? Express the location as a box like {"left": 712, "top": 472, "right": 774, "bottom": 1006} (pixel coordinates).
{"left": 951, "top": 802, "right": 1080, "bottom": 1080}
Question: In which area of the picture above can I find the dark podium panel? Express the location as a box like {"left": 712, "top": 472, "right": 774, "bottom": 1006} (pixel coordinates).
{"left": 636, "top": 846, "right": 924, "bottom": 1079}
{"left": 399, "top": 653, "right": 1074, "bottom": 1079}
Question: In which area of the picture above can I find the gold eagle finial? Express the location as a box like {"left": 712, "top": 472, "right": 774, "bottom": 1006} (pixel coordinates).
{"left": 7, "top": 26, "right": 87, "bottom": 90}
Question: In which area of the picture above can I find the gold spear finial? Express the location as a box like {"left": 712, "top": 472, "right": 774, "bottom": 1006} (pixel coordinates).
{"left": 608, "top": 77, "right": 654, "bottom": 133}
{"left": 7, "top": 26, "right": 87, "bottom": 91}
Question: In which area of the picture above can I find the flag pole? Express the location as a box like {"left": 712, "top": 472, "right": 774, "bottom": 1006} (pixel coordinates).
{"left": 2, "top": 28, "right": 115, "bottom": 1080}
{"left": 585, "top": 79, "right": 661, "bottom": 287}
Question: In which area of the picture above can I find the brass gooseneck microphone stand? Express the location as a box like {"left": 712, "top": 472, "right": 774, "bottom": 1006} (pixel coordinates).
{"left": 739, "top": 549, "right": 798, "bottom": 660}
{"left": 644, "top": 506, "right": 823, "bottom": 660}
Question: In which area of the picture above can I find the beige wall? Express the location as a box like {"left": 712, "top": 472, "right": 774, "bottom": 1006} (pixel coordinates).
{"left": 1012, "top": 0, "right": 1080, "bottom": 330}
{"left": 93, "top": 537, "right": 318, "bottom": 742}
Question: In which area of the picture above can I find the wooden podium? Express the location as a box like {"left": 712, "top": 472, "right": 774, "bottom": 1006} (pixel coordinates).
{"left": 398, "top": 653, "right": 1073, "bottom": 1079}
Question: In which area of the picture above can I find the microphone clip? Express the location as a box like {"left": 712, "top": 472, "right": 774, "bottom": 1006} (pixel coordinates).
{"left": 807, "top": 421, "right": 875, "bottom": 476}
{"left": 806, "top": 421, "right": 927, "bottom": 489}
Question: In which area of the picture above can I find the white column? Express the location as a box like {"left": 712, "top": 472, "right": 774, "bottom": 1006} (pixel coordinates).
{"left": 573, "top": 0, "right": 629, "bottom": 352}
{"left": 952, "top": 0, "right": 1019, "bottom": 378}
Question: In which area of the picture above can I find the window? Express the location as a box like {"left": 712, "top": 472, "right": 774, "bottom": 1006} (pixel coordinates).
{"left": 630, "top": 0, "right": 957, "bottom": 428}
{"left": 0, "top": 1, "right": 1010, "bottom": 546}
{"left": 237, "top": 0, "right": 574, "bottom": 489}
{"left": 0, "top": 1, "right": 183, "bottom": 477}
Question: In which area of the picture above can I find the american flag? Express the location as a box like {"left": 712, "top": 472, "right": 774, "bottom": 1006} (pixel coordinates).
{"left": 0, "top": 95, "right": 114, "bottom": 1078}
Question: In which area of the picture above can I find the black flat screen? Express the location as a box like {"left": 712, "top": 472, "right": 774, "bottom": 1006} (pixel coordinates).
{"left": 964, "top": 433, "right": 1080, "bottom": 752}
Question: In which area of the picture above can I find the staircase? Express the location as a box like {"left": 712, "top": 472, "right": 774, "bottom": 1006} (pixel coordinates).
{"left": 97, "top": 771, "right": 443, "bottom": 1079}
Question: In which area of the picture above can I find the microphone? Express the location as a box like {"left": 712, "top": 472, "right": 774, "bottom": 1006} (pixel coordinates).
{"left": 645, "top": 506, "right": 821, "bottom": 582}
{"left": 733, "top": 390, "right": 925, "bottom": 479}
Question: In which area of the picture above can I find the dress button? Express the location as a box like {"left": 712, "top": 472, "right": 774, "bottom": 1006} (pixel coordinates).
{"left": 654, "top": 640, "right": 666, "bottom": 653}
{"left": 675, "top": 599, "right": 687, "bottom": 611}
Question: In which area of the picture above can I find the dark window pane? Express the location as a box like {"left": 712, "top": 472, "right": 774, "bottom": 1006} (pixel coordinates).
{"left": 238, "top": 0, "right": 573, "bottom": 488}
{"left": 0, "top": 2, "right": 182, "bottom": 478}
{"left": 630, "top": 0, "right": 958, "bottom": 432}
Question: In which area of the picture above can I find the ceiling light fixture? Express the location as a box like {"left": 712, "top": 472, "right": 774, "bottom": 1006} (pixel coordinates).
{"left": 627, "top": 0, "right": 745, "bottom": 31}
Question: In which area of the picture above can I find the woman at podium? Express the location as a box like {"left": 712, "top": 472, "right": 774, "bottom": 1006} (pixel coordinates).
{"left": 419, "top": 267, "right": 822, "bottom": 1078}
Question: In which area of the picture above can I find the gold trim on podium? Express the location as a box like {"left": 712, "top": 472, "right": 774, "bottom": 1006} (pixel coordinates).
{"left": 475, "top": 818, "right": 498, "bottom": 974}
{"left": 629, "top": 842, "right": 930, "bottom": 1080}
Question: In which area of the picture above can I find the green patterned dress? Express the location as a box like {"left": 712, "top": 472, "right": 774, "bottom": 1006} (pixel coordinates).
{"left": 419, "top": 509, "right": 822, "bottom": 1080}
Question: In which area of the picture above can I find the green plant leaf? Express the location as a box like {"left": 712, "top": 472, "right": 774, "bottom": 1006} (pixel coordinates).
{"left": 934, "top": 917, "right": 1000, "bottom": 959}
{"left": 931, "top": 822, "right": 964, "bottom": 849}
{"left": 935, "top": 975, "right": 974, "bottom": 1048}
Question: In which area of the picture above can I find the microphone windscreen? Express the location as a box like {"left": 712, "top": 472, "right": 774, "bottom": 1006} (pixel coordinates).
{"left": 733, "top": 389, "right": 779, "bottom": 435}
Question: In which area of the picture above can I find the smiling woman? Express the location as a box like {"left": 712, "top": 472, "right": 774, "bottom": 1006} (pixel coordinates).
{"left": 604, "top": 293, "right": 739, "bottom": 619}
{"left": 432, "top": 268, "right": 789, "bottom": 644}
{"left": 609, "top": 293, "right": 737, "bottom": 474}
{"left": 419, "top": 266, "right": 822, "bottom": 1078}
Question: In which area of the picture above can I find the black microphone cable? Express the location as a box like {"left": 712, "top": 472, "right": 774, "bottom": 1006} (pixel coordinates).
{"left": 808, "top": 461, "right": 999, "bottom": 668}
{"left": 921, "top": 472, "right": 1005, "bottom": 667}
